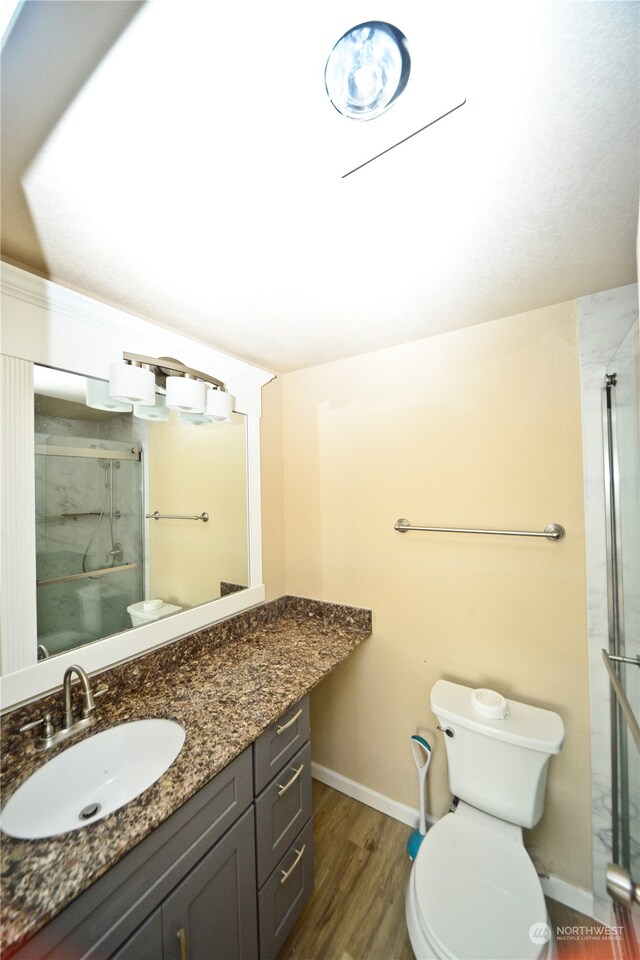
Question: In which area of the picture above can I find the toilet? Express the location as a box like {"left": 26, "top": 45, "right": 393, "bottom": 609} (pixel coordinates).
{"left": 127, "top": 598, "right": 182, "bottom": 627}
{"left": 405, "top": 679, "right": 564, "bottom": 960}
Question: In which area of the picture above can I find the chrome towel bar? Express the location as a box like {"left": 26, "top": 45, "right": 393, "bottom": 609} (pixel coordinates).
{"left": 394, "top": 518, "right": 566, "bottom": 541}
{"left": 146, "top": 511, "right": 209, "bottom": 522}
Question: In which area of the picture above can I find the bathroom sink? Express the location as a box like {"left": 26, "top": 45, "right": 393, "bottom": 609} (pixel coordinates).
{"left": 0, "top": 718, "right": 185, "bottom": 840}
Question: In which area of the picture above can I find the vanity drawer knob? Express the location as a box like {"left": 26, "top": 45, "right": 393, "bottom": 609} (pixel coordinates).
{"left": 277, "top": 763, "right": 304, "bottom": 797}
{"left": 280, "top": 844, "right": 306, "bottom": 885}
{"left": 276, "top": 708, "right": 302, "bottom": 735}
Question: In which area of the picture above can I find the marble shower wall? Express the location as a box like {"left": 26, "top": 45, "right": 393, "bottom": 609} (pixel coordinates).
{"left": 577, "top": 283, "right": 639, "bottom": 926}
{"left": 34, "top": 412, "right": 145, "bottom": 653}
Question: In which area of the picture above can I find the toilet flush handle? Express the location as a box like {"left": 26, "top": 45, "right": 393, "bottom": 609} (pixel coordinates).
{"left": 437, "top": 725, "right": 455, "bottom": 738}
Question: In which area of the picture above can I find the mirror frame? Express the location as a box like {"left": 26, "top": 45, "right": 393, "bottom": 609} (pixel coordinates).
{"left": 0, "top": 262, "right": 274, "bottom": 710}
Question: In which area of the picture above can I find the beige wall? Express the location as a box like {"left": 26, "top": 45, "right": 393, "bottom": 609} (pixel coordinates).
{"left": 149, "top": 412, "right": 248, "bottom": 607}
{"left": 261, "top": 300, "right": 592, "bottom": 889}
{"left": 261, "top": 373, "right": 286, "bottom": 601}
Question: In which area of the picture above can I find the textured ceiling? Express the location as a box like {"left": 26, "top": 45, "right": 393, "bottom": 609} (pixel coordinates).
{"left": 1, "top": 0, "right": 638, "bottom": 373}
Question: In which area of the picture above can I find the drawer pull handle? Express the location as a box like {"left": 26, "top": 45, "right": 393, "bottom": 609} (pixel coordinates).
{"left": 177, "top": 927, "right": 188, "bottom": 960}
{"left": 276, "top": 707, "right": 303, "bottom": 735}
{"left": 278, "top": 762, "right": 304, "bottom": 797}
{"left": 280, "top": 844, "right": 306, "bottom": 885}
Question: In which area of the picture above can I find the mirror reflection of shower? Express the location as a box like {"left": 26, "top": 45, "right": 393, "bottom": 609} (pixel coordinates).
{"left": 34, "top": 382, "right": 145, "bottom": 658}
{"left": 82, "top": 444, "right": 124, "bottom": 573}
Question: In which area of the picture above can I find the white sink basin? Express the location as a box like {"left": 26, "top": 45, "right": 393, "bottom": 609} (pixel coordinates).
{"left": 0, "top": 718, "right": 185, "bottom": 839}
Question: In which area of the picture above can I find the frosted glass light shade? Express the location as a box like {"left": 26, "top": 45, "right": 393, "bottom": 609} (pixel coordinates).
{"left": 86, "top": 379, "right": 132, "bottom": 412}
{"left": 109, "top": 362, "right": 155, "bottom": 405}
{"left": 179, "top": 411, "right": 210, "bottom": 425}
{"left": 205, "top": 388, "right": 234, "bottom": 422}
{"left": 133, "top": 394, "right": 170, "bottom": 421}
{"left": 165, "top": 376, "right": 206, "bottom": 413}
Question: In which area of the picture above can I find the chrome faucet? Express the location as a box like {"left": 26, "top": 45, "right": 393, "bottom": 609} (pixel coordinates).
{"left": 63, "top": 664, "right": 97, "bottom": 730}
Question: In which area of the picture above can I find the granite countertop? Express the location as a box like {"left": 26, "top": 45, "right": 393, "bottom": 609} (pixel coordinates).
{"left": 0, "top": 595, "right": 371, "bottom": 957}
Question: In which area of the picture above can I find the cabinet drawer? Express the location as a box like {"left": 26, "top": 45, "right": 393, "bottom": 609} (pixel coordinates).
{"left": 258, "top": 817, "right": 314, "bottom": 960}
{"left": 255, "top": 741, "right": 312, "bottom": 887}
{"left": 253, "top": 697, "right": 310, "bottom": 794}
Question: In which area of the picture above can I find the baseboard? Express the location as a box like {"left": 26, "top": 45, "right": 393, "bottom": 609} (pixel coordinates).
{"left": 312, "top": 761, "right": 433, "bottom": 830}
{"left": 540, "top": 874, "right": 595, "bottom": 919}
{"left": 312, "top": 762, "right": 594, "bottom": 918}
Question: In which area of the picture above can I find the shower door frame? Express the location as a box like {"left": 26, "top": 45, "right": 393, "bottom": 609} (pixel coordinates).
{"left": 601, "top": 370, "right": 640, "bottom": 945}
{"left": 602, "top": 372, "right": 629, "bottom": 869}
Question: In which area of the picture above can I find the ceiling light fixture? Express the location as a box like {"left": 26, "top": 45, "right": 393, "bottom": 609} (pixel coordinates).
{"left": 325, "top": 21, "right": 410, "bottom": 121}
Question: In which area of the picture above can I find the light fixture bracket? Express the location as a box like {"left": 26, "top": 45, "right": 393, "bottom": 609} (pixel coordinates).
{"left": 122, "top": 352, "right": 226, "bottom": 393}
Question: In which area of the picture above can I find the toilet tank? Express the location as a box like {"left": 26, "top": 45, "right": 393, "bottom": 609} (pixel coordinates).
{"left": 431, "top": 679, "right": 564, "bottom": 828}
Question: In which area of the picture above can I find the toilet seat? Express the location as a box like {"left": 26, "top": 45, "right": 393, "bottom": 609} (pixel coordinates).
{"left": 409, "top": 812, "right": 552, "bottom": 960}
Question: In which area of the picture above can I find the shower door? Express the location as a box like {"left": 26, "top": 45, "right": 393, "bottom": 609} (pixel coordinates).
{"left": 601, "top": 324, "right": 640, "bottom": 944}
{"left": 35, "top": 436, "right": 144, "bottom": 657}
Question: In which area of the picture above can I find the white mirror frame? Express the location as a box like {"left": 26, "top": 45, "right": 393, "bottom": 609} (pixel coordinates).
{"left": 0, "top": 262, "right": 274, "bottom": 710}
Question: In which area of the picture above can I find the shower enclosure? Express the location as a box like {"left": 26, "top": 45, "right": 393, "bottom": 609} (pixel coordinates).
{"left": 578, "top": 287, "right": 639, "bottom": 948}
{"left": 35, "top": 426, "right": 144, "bottom": 658}
{"left": 601, "top": 324, "right": 640, "bottom": 942}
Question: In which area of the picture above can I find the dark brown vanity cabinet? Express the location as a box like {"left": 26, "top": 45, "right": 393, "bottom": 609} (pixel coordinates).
{"left": 11, "top": 697, "right": 313, "bottom": 960}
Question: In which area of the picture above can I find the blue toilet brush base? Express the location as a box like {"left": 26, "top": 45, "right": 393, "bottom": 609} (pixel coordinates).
{"left": 407, "top": 828, "right": 426, "bottom": 861}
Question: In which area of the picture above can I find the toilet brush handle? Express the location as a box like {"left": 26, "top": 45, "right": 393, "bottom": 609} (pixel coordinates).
{"left": 417, "top": 762, "right": 429, "bottom": 835}
{"left": 411, "top": 735, "right": 432, "bottom": 836}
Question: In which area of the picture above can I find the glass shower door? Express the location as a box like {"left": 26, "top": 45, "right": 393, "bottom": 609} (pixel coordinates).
{"left": 35, "top": 436, "right": 143, "bottom": 656}
{"left": 602, "top": 320, "right": 640, "bottom": 944}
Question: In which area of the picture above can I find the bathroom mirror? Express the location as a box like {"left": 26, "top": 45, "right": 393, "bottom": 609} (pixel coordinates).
{"left": 34, "top": 367, "right": 248, "bottom": 660}
{"left": 0, "top": 262, "right": 273, "bottom": 709}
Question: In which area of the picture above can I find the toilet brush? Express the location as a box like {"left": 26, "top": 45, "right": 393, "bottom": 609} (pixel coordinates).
{"left": 407, "top": 734, "right": 432, "bottom": 860}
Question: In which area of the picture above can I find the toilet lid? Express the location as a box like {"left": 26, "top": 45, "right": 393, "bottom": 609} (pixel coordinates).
{"left": 413, "top": 813, "right": 549, "bottom": 960}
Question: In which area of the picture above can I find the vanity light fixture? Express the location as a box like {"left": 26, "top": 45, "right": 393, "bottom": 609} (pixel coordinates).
{"left": 179, "top": 411, "right": 210, "bottom": 425}
{"left": 165, "top": 375, "right": 206, "bottom": 414}
{"left": 86, "top": 379, "right": 132, "bottom": 413}
{"left": 107, "top": 353, "right": 234, "bottom": 423}
{"left": 133, "top": 394, "right": 170, "bottom": 421}
{"left": 109, "top": 360, "right": 155, "bottom": 406}
{"left": 205, "top": 386, "right": 234, "bottom": 422}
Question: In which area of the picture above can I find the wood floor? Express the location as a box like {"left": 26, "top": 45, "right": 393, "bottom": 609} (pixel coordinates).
{"left": 277, "top": 781, "right": 617, "bottom": 960}
{"left": 278, "top": 780, "right": 413, "bottom": 960}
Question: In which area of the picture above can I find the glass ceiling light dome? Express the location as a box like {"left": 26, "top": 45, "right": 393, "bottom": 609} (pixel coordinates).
{"left": 325, "top": 21, "right": 410, "bottom": 121}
